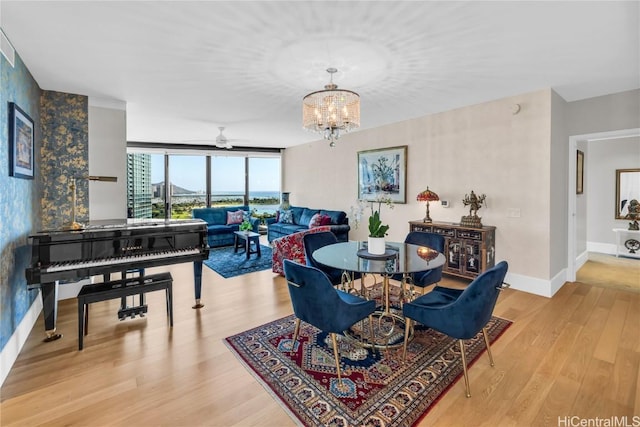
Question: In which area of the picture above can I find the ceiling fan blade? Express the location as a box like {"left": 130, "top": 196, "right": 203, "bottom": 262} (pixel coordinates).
{"left": 183, "top": 126, "right": 246, "bottom": 148}
{"left": 181, "top": 139, "right": 230, "bottom": 148}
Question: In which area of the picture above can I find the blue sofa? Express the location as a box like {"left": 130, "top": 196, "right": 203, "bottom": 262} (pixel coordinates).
{"left": 192, "top": 206, "right": 260, "bottom": 247}
{"left": 267, "top": 205, "right": 350, "bottom": 243}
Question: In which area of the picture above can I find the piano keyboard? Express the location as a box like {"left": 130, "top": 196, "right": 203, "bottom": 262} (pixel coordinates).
{"left": 44, "top": 248, "right": 202, "bottom": 273}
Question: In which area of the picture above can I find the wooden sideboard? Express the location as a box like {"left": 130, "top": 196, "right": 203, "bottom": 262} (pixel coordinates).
{"left": 409, "top": 220, "right": 496, "bottom": 280}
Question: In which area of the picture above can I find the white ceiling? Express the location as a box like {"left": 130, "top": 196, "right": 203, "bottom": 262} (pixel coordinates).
{"left": 1, "top": 1, "right": 638, "bottom": 149}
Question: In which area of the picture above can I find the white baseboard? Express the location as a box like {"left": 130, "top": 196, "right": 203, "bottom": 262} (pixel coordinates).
{"left": 502, "top": 266, "right": 569, "bottom": 298}
{"left": 505, "top": 272, "right": 553, "bottom": 298}
{"left": 0, "top": 291, "right": 42, "bottom": 387}
{"left": 576, "top": 250, "right": 589, "bottom": 270}
{"left": 587, "top": 242, "right": 616, "bottom": 256}
{"left": 549, "top": 268, "right": 568, "bottom": 297}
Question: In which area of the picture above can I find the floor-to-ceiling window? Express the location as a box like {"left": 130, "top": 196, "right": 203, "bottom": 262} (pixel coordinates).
{"left": 169, "top": 154, "right": 206, "bottom": 218}
{"left": 150, "top": 153, "right": 166, "bottom": 218}
{"left": 248, "top": 157, "right": 280, "bottom": 215}
{"left": 126, "top": 147, "right": 281, "bottom": 220}
{"left": 126, "top": 153, "right": 152, "bottom": 218}
{"left": 126, "top": 152, "right": 165, "bottom": 219}
{"left": 211, "top": 156, "right": 245, "bottom": 206}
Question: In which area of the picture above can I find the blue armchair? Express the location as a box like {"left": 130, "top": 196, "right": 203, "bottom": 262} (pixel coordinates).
{"left": 303, "top": 231, "right": 361, "bottom": 289}
{"left": 402, "top": 260, "right": 509, "bottom": 397}
{"left": 393, "top": 231, "right": 445, "bottom": 298}
{"left": 283, "top": 260, "right": 376, "bottom": 386}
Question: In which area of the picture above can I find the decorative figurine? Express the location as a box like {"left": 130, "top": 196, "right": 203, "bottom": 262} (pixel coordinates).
{"left": 460, "top": 190, "right": 486, "bottom": 228}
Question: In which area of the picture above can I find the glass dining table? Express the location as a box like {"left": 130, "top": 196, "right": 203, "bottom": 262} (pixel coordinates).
{"left": 313, "top": 240, "right": 445, "bottom": 348}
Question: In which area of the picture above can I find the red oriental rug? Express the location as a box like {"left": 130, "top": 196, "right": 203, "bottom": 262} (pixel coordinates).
{"left": 225, "top": 314, "right": 512, "bottom": 426}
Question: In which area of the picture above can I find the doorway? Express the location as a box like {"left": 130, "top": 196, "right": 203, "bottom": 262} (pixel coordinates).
{"left": 567, "top": 127, "right": 640, "bottom": 282}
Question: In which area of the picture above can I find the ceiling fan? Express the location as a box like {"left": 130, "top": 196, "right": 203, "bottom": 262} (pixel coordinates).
{"left": 185, "top": 126, "right": 247, "bottom": 149}
{"left": 214, "top": 126, "right": 234, "bottom": 149}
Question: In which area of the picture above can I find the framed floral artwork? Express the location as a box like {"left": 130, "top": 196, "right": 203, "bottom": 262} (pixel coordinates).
{"left": 9, "top": 102, "right": 35, "bottom": 179}
{"left": 357, "top": 145, "right": 407, "bottom": 203}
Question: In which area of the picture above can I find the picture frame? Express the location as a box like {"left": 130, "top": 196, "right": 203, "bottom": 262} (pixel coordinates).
{"left": 576, "top": 150, "right": 584, "bottom": 194}
{"left": 8, "top": 102, "right": 35, "bottom": 179}
{"left": 357, "top": 145, "right": 407, "bottom": 203}
{"left": 615, "top": 168, "right": 640, "bottom": 219}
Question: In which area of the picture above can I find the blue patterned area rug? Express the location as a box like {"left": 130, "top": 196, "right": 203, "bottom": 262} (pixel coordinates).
{"left": 203, "top": 244, "right": 272, "bottom": 278}
{"left": 225, "top": 314, "right": 512, "bottom": 426}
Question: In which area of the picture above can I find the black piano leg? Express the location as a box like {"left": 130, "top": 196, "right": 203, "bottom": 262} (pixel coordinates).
{"left": 41, "top": 281, "right": 63, "bottom": 342}
{"left": 192, "top": 260, "right": 204, "bottom": 309}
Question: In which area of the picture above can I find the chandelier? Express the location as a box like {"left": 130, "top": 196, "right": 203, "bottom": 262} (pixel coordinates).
{"left": 302, "top": 68, "right": 360, "bottom": 147}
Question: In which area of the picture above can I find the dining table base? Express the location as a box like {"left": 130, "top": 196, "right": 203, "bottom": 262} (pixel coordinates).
{"left": 343, "top": 274, "right": 415, "bottom": 350}
{"left": 344, "top": 310, "right": 413, "bottom": 350}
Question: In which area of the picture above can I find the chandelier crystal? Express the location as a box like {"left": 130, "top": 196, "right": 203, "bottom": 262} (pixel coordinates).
{"left": 302, "top": 68, "right": 360, "bottom": 147}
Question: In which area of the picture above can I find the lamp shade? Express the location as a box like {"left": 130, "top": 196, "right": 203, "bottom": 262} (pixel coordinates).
{"left": 417, "top": 188, "right": 439, "bottom": 202}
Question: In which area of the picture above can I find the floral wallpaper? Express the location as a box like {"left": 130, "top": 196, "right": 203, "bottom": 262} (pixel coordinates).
{"left": 40, "top": 92, "right": 89, "bottom": 230}
{"left": 0, "top": 51, "right": 42, "bottom": 351}
{"left": 0, "top": 47, "right": 88, "bottom": 351}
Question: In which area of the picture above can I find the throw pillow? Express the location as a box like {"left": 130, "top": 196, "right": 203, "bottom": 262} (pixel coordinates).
{"left": 280, "top": 209, "right": 294, "bottom": 224}
{"left": 309, "top": 213, "right": 323, "bottom": 228}
{"left": 319, "top": 214, "right": 332, "bottom": 226}
{"left": 226, "top": 210, "right": 244, "bottom": 225}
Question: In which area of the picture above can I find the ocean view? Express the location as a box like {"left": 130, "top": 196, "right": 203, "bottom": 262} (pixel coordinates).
{"left": 152, "top": 190, "right": 281, "bottom": 217}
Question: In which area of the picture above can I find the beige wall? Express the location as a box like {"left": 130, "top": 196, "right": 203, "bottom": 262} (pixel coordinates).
{"left": 567, "top": 89, "right": 640, "bottom": 136}
{"left": 88, "top": 103, "right": 127, "bottom": 220}
{"left": 550, "top": 91, "right": 569, "bottom": 278}
{"left": 284, "top": 89, "right": 553, "bottom": 292}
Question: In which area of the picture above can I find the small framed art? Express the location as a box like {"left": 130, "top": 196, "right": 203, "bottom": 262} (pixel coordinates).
{"left": 9, "top": 102, "right": 35, "bottom": 179}
{"left": 576, "top": 150, "right": 584, "bottom": 194}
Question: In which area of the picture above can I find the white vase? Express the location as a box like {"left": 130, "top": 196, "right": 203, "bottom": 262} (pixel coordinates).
{"left": 279, "top": 192, "right": 290, "bottom": 210}
{"left": 368, "top": 236, "right": 386, "bottom": 255}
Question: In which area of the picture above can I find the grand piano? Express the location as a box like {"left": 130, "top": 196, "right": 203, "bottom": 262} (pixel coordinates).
{"left": 25, "top": 218, "right": 209, "bottom": 341}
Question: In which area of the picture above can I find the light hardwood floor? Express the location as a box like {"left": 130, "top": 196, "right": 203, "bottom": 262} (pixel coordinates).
{"left": 1, "top": 256, "right": 639, "bottom": 426}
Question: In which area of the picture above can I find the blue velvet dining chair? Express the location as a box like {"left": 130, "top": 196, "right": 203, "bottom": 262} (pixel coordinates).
{"left": 392, "top": 231, "right": 445, "bottom": 298}
{"left": 402, "top": 260, "right": 509, "bottom": 397}
{"left": 303, "top": 231, "right": 361, "bottom": 291}
{"left": 283, "top": 259, "right": 376, "bottom": 386}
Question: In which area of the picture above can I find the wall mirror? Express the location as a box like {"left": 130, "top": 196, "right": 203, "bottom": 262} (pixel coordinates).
{"left": 615, "top": 168, "right": 640, "bottom": 219}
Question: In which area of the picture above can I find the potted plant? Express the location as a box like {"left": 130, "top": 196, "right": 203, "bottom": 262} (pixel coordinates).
{"left": 350, "top": 193, "right": 394, "bottom": 255}
{"left": 239, "top": 220, "right": 252, "bottom": 233}
{"left": 368, "top": 210, "right": 389, "bottom": 255}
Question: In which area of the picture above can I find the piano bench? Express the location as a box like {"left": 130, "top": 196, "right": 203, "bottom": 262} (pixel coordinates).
{"left": 77, "top": 272, "right": 173, "bottom": 350}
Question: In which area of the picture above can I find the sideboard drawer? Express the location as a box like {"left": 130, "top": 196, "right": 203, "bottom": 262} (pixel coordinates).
{"left": 457, "top": 229, "right": 482, "bottom": 240}
{"left": 411, "top": 224, "right": 433, "bottom": 232}
{"left": 432, "top": 227, "right": 455, "bottom": 237}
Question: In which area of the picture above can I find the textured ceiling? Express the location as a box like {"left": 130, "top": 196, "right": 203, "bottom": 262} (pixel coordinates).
{"left": 1, "top": 1, "right": 638, "bottom": 149}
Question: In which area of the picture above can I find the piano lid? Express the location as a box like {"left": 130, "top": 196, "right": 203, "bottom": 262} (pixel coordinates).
{"left": 31, "top": 218, "right": 207, "bottom": 236}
